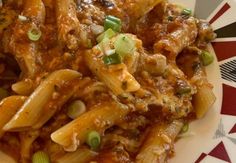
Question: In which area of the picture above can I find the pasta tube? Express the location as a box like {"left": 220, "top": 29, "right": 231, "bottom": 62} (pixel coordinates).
{"left": 32, "top": 78, "right": 89, "bottom": 129}
{"left": 56, "top": 147, "right": 97, "bottom": 163}
{"left": 121, "top": 0, "right": 164, "bottom": 20}
{"left": 3, "top": 69, "right": 81, "bottom": 131}
{"left": 136, "top": 120, "right": 183, "bottom": 163}
{"left": 193, "top": 84, "right": 216, "bottom": 119}
{"left": 4, "top": 0, "right": 46, "bottom": 77}
{"left": 85, "top": 48, "right": 140, "bottom": 95}
{"left": 56, "top": 0, "right": 81, "bottom": 49}
{"left": 51, "top": 101, "right": 130, "bottom": 151}
{"left": 154, "top": 17, "right": 198, "bottom": 59}
{"left": 0, "top": 96, "right": 27, "bottom": 137}
{"left": 12, "top": 79, "right": 34, "bottom": 96}
{"left": 23, "top": 0, "right": 46, "bottom": 23}
{"left": 19, "top": 130, "right": 40, "bottom": 163}
{"left": 0, "top": 150, "right": 17, "bottom": 163}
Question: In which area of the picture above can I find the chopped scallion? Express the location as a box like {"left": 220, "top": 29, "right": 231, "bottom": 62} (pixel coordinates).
{"left": 104, "top": 15, "right": 121, "bottom": 32}
{"left": 114, "top": 34, "right": 136, "bottom": 58}
{"left": 87, "top": 39, "right": 93, "bottom": 48}
{"left": 103, "top": 53, "right": 122, "bottom": 65}
{"left": 86, "top": 131, "right": 100, "bottom": 150}
{"left": 98, "top": 37, "right": 112, "bottom": 55}
{"left": 200, "top": 51, "right": 214, "bottom": 66}
{"left": 181, "top": 8, "right": 192, "bottom": 16}
{"left": 167, "top": 16, "right": 174, "bottom": 21}
{"left": 105, "top": 49, "right": 116, "bottom": 56}
{"left": 176, "top": 86, "right": 191, "bottom": 95}
{"left": 181, "top": 123, "right": 189, "bottom": 133}
{"left": 27, "top": 27, "right": 42, "bottom": 41}
{"left": 67, "top": 100, "right": 86, "bottom": 119}
{"left": 32, "top": 151, "right": 50, "bottom": 163}
{"left": 106, "top": 15, "right": 121, "bottom": 25}
{"left": 176, "top": 80, "right": 191, "bottom": 95}
{"left": 96, "top": 28, "right": 116, "bottom": 43}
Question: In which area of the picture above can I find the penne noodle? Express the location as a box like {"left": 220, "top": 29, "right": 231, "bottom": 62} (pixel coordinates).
{"left": 12, "top": 79, "right": 34, "bottom": 96}
{"left": 3, "top": 69, "right": 81, "bottom": 131}
{"left": 0, "top": 96, "right": 27, "bottom": 137}
{"left": 136, "top": 120, "right": 183, "bottom": 163}
{"left": 120, "top": 0, "right": 164, "bottom": 20}
{"left": 21, "top": 0, "right": 45, "bottom": 76}
{"left": 141, "top": 53, "right": 167, "bottom": 75}
{"left": 154, "top": 17, "right": 198, "bottom": 59}
{"left": 56, "top": 147, "right": 97, "bottom": 163}
{"left": 32, "top": 78, "right": 89, "bottom": 129}
{"left": 51, "top": 101, "right": 130, "bottom": 151}
{"left": 56, "top": 0, "right": 81, "bottom": 49}
{"left": 191, "top": 64, "right": 216, "bottom": 119}
{"left": 0, "top": 150, "right": 17, "bottom": 163}
{"left": 32, "top": 86, "right": 74, "bottom": 129}
{"left": 15, "top": 44, "right": 40, "bottom": 78}
{"left": 19, "top": 130, "right": 40, "bottom": 163}
{"left": 193, "top": 84, "right": 216, "bottom": 119}
{"left": 3, "top": 0, "right": 46, "bottom": 77}
{"left": 23, "top": 0, "right": 46, "bottom": 23}
{"left": 85, "top": 48, "right": 140, "bottom": 95}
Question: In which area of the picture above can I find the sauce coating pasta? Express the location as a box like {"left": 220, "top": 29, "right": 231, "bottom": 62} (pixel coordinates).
{"left": 0, "top": 0, "right": 216, "bottom": 162}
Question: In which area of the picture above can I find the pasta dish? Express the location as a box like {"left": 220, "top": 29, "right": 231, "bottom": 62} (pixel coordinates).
{"left": 0, "top": 0, "right": 216, "bottom": 162}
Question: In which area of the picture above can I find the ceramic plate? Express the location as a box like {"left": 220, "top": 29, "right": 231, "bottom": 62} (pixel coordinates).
{"left": 169, "top": 0, "right": 236, "bottom": 163}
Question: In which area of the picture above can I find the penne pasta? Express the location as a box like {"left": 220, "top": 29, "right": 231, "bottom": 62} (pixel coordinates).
{"left": 85, "top": 48, "right": 140, "bottom": 95}
{"left": 0, "top": 150, "right": 17, "bottom": 163}
{"left": 141, "top": 53, "right": 167, "bottom": 75}
{"left": 136, "top": 120, "right": 183, "bottom": 163}
{"left": 56, "top": 0, "right": 81, "bottom": 50}
{"left": 3, "top": 69, "right": 81, "bottom": 131}
{"left": 19, "top": 130, "right": 40, "bottom": 163}
{"left": 12, "top": 79, "right": 34, "bottom": 96}
{"left": 0, "top": 96, "right": 27, "bottom": 137}
{"left": 32, "top": 78, "right": 89, "bottom": 129}
{"left": 51, "top": 101, "right": 130, "bottom": 151}
{"left": 3, "top": 0, "right": 46, "bottom": 77}
{"left": 23, "top": 0, "right": 46, "bottom": 23}
{"left": 193, "top": 63, "right": 216, "bottom": 119}
{"left": 56, "top": 147, "right": 97, "bottom": 163}
{"left": 154, "top": 17, "right": 198, "bottom": 59}
{"left": 193, "top": 84, "right": 216, "bottom": 119}
{"left": 120, "top": 0, "right": 165, "bottom": 20}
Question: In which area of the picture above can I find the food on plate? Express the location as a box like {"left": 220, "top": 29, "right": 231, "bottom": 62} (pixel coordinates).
{"left": 0, "top": 0, "right": 216, "bottom": 162}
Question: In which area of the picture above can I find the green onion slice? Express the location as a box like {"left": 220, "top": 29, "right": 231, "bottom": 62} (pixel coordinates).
{"left": 27, "top": 27, "right": 42, "bottom": 41}
{"left": 106, "top": 15, "right": 121, "bottom": 25}
{"left": 176, "top": 86, "right": 191, "bottom": 95}
{"left": 32, "top": 151, "right": 50, "bottom": 163}
{"left": 67, "top": 100, "right": 86, "bottom": 119}
{"left": 181, "top": 8, "right": 192, "bottom": 16}
{"left": 105, "top": 49, "right": 116, "bottom": 56}
{"left": 103, "top": 53, "right": 122, "bottom": 65}
{"left": 96, "top": 28, "right": 116, "bottom": 43}
{"left": 181, "top": 123, "right": 189, "bottom": 133}
{"left": 200, "top": 51, "right": 214, "bottom": 66}
{"left": 86, "top": 131, "right": 101, "bottom": 150}
{"left": 104, "top": 16, "right": 121, "bottom": 32}
{"left": 114, "top": 34, "right": 136, "bottom": 58}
